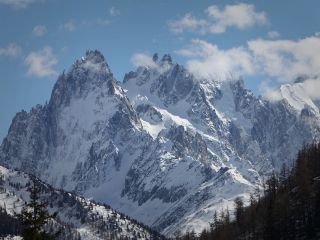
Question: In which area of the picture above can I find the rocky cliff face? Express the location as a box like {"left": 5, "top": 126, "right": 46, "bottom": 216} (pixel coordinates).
{"left": 1, "top": 51, "right": 319, "bottom": 236}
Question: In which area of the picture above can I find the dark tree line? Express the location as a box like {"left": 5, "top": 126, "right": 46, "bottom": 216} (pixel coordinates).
{"left": 0, "top": 206, "right": 21, "bottom": 236}
{"left": 178, "top": 143, "right": 320, "bottom": 240}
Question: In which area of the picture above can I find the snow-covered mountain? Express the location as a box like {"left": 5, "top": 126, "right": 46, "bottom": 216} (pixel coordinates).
{"left": 0, "top": 165, "right": 162, "bottom": 239}
{"left": 1, "top": 50, "right": 319, "bottom": 236}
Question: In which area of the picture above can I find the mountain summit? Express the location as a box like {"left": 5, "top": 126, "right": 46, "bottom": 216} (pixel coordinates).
{"left": 1, "top": 51, "right": 319, "bottom": 236}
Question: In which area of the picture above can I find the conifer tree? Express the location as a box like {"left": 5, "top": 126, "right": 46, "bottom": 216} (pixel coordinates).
{"left": 234, "top": 197, "right": 244, "bottom": 225}
{"left": 18, "top": 176, "right": 57, "bottom": 240}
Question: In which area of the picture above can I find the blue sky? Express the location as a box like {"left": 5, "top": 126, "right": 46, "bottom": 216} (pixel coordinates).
{"left": 1, "top": 0, "right": 320, "bottom": 140}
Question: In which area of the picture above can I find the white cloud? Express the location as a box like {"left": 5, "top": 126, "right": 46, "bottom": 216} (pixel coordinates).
{"left": 0, "top": 0, "right": 34, "bottom": 8}
{"left": 32, "top": 25, "right": 47, "bottom": 37}
{"left": 169, "top": 13, "right": 208, "bottom": 34}
{"left": 59, "top": 21, "right": 76, "bottom": 32}
{"left": 176, "top": 39, "right": 254, "bottom": 80}
{"left": 206, "top": 3, "right": 267, "bottom": 33}
{"left": 177, "top": 35, "right": 320, "bottom": 81}
{"left": 110, "top": 6, "right": 120, "bottom": 16}
{"left": 176, "top": 34, "right": 320, "bottom": 101}
{"left": 259, "top": 81, "right": 283, "bottom": 102}
{"left": 169, "top": 3, "right": 267, "bottom": 34}
{"left": 268, "top": 31, "right": 280, "bottom": 39}
{"left": 0, "top": 43, "right": 21, "bottom": 57}
{"left": 248, "top": 36, "right": 320, "bottom": 81}
{"left": 24, "top": 47, "right": 58, "bottom": 77}
{"left": 131, "top": 53, "right": 158, "bottom": 69}
{"left": 299, "top": 77, "right": 320, "bottom": 100}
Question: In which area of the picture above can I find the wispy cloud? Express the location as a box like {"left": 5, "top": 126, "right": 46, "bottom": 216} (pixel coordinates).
{"left": 0, "top": 0, "right": 34, "bottom": 8}
{"left": 32, "top": 25, "right": 47, "bottom": 37}
{"left": 267, "top": 31, "right": 280, "bottom": 39}
{"left": 0, "top": 43, "right": 21, "bottom": 57}
{"left": 169, "top": 3, "right": 267, "bottom": 34}
{"left": 24, "top": 47, "right": 58, "bottom": 77}
{"left": 59, "top": 18, "right": 111, "bottom": 31}
{"left": 59, "top": 21, "right": 76, "bottom": 32}
{"left": 110, "top": 6, "right": 120, "bottom": 17}
{"left": 96, "top": 18, "right": 111, "bottom": 26}
{"left": 169, "top": 13, "right": 208, "bottom": 34}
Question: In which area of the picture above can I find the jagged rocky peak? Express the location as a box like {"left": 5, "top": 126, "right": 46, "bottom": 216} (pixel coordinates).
{"left": 152, "top": 53, "right": 159, "bottom": 62}
{"left": 69, "top": 49, "right": 113, "bottom": 79}
{"left": 228, "top": 77, "right": 257, "bottom": 111}
{"left": 150, "top": 53, "right": 172, "bottom": 65}
{"left": 49, "top": 50, "right": 117, "bottom": 108}
{"left": 160, "top": 54, "right": 173, "bottom": 65}
{"left": 85, "top": 49, "right": 106, "bottom": 63}
{"left": 123, "top": 53, "right": 175, "bottom": 85}
{"left": 47, "top": 50, "right": 141, "bottom": 129}
{"left": 123, "top": 53, "right": 198, "bottom": 105}
{"left": 152, "top": 53, "right": 173, "bottom": 65}
{"left": 73, "top": 49, "right": 110, "bottom": 68}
